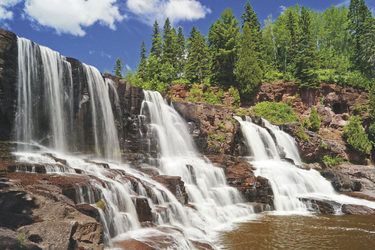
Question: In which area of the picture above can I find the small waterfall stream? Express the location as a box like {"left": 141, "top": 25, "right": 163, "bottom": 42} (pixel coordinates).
{"left": 236, "top": 116, "right": 375, "bottom": 213}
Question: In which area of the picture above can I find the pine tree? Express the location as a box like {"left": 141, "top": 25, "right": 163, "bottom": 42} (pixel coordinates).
{"left": 137, "top": 40, "right": 148, "bottom": 82}
{"left": 208, "top": 8, "right": 240, "bottom": 86}
{"left": 296, "top": 6, "right": 319, "bottom": 88}
{"left": 113, "top": 58, "right": 124, "bottom": 79}
{"left": 186, "top": 29, "right": 210, "bottom": 84}
{"left": 176, "top": 27, "right": 186, "bottom": 77}
{"left": 150, "top": 20, "right": 163, "bottom": 58}
{"left": 241, "top": 1, "right": 263, "bottom": 69}
{"left": 348, "top": 0, "right": 373, "bottom": 74}
{"left": 235, "top": 22, "right": 263, "bottom": 99}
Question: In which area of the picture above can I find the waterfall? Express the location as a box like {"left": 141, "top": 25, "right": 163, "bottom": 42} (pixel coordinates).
{"left": 236, "top": 116, "right": 375, "bottom": 213}
{"left": 16, "top": 37, "right": 73, "bottom": 152}
{"left": 138, "top": 90, "right": 256, "bottom": 235}
{"left": 13, "top": 36, "right": 259, "bottom": 248}
{"left": 82, "top": 64, "right": 120, "bottom": 161}
{"left": 16, "top": 37, "right": 120, "bottom": 160}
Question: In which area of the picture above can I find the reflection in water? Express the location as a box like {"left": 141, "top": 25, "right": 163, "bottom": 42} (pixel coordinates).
{"left": 218, "top": 214, "right": 375, "bottom": 249}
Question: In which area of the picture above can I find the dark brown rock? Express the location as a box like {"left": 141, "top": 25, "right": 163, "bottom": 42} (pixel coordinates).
{"left": 152, "top": 175, "right": 188, "bottom": 205}
{"left": 134, "top": 197, "right": 152, "bottom": 222}
{"left": 0, "top": 29, "right": 18, "bottom": 141}
{"left": 76, "top": 204, "right": 101, "bottom": 221}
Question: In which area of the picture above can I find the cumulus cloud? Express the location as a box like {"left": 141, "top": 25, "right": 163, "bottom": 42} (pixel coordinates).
{"left": 23, "top": 0, "right": 126, "bottom": 36}
{"left": 0, "top": 0, "right": 22, "bottom": 20}
{"left": 126, "top": 0, "right": 211, "bottom": 26}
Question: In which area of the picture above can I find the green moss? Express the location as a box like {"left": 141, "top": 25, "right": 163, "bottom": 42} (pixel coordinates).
{"left": 227, "top": 116, "right": 236, "bottom": 125}
{"left": 217, "top": 135, "right": 225, "bottom": 143}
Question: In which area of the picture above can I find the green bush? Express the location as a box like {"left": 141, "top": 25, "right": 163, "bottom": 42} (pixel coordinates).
{"left": 301, "top": 118, "right": 310, "bottom": 128}
{"left": 263, "top": 69, "right": 283, "bottom": 82}
{"left": 309, "top": 107, "right": 321, "bottom": 132}
{"left": 229, "top": 87, "right": 241, "bottom": 109}
{"left": 252, "top": 101, "right": 299, "bottom": 124}
{"left": 342, "top": 115, "right": 372, "bottom": 155}
{"left": 187, "top": 84, "right": 205, "bottom": 102}
{"left": 323, "top": 155, "right": 345, "bottom": 167}
{"left": 217, "top": 135, "right": 225, "bottom": 143}
{"left": 297, "top": 126, "right": 309, "bottom": 142}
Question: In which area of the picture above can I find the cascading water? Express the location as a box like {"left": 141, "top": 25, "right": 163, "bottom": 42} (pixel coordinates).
{"left": 236, "top": 116, "right": 375, "bottom": 213}
{"left": 16, "top": 37, "right": 73, "bottom": 152}
{"left": 139, "top": 90, "right": 256, "bottom": 234}
{"left": 13, "top": 37, "right": 259, "bottom": 249}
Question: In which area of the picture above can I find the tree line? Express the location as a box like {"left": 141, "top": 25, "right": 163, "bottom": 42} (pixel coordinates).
{"left": 114, "top": 0, "right": 375, "bottom": 100}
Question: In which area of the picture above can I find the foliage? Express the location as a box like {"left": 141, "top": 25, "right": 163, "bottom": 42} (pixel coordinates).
{"left": 113, "top": 58, "right": 124, "bottom": 79}
{"left": 236, "top": 22, "right": 263, "bottom": 99}
{"left": 309, "top": 106, "right": 321, "bottom": 132}
{"left": 228, "top": 86, "right": 241, "bottom": 109}
{"left": 252, "top": 101, "right": 299, "bottom": 124}
{"left": 301, "top": 118, "right": 310, "bottom": 128}
{"left": 297, "top": 126, "right": 309, "bottom": 142}
{"left": 319, "top": 141, "right": 328, "bottom": 150}
{"left": 208, "top": 8, "right": 240, "bottom": 86}
{"left": 342, "top": 115, "right": 372, "bottom": 154}
{"left": 186, "top": 28, "right": 210, "bottom": 84}
{"left": 218, "top": 122, "right": 226, "bottom": 132}
{"left": 136, "top": 40, "right": 148, "bottom": 82}
{"left": 227, "top": 116, "right": 236, "bottom": 125}
{"left": 323, "top": 155, "right": 345, "bottom": 167}
{"left": 217, "top": 135, "right": 225, "bottom": 143}
{"left": 18, "top": 233, "right": 25, "bottom": 245}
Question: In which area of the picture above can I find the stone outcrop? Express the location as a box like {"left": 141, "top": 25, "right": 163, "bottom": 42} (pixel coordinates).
{"left": 300, "top": 198, "right": 375, "bottom": 215}
{"left": 0, "top": 29, "right": 17, "bottom": 141}
{"left": 173, "top": 101, "right": 240, "bottom": 155}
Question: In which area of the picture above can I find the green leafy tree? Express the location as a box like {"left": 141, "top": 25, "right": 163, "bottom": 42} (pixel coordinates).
{"left": 235, "top": 22, "right": 263, "bottom": 99}
{"left": 208, "top": 8, "right": 240, "bottom": 86}
{"left": 296, "top": 6, "right": 319, "bottom": 87}
{"left": 343, "top": 115, "right": 372, "bottom": 155}
{"left": 186, "top": 29, "right": 210, "bottom": 84}
{"left": 252, "top": 101, "right": 299, "bottom": 124}
{"left": 113, "top": 58, "right": 124, "bottom": 79}
{"left": 369, "top": 83, "right": 375, "bottom": 142}
{"left": 309, "top": 106, "right": 321, "bottom": 132}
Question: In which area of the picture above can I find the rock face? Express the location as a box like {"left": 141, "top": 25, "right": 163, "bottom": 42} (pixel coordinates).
{"left": 0, "top": 29, "right": 17, "bottom": 141}
{"left": 173, "top": 101, "right": 240, "bottom": 155}
{"left": 152, "top": 175, "right": 188, "bottom": 205}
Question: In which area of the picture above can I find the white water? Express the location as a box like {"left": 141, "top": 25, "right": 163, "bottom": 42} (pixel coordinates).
{"left": 13, "top": 37, "right": 259, "bottom": 249}
{"left": 236, "top": 116, "right": 375, "bottom": 213}
{"left": 16, "top": 37, "right": 73, "bottom": 152}
{"left": 82, "top": 64, "right": 120, "bottom": 161}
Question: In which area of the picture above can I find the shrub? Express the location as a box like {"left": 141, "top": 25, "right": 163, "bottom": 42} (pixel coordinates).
{"left": 252, "top": 101, "right": 299, "bottom": 124}
{"left": 301, "top": 118, "right": 310, "bottom": 128}
{"left": 297, "top": 126, "right": 309, "bottom": 142}
{"left": 342, "top": 115, "right": 372, "bottom": 155}
{"left": 229, "top": 87, "right": 241, "bottom": 109}
{"left": 187, "top": 84, "right": 205, "bottom": 102}
{"left": 309, "top": 107, "right": 321, "bottom": 132}
{"left": 217, "top": 135, "right": 225, "bottom": 143}
{"left": 323, "top": 155, "right": 345, "bottom": 167}
{"left": 227, "top": 116, "right": 236, "bottom": 125}
{"left": 319, "top": 141, "right": 328, "bottom": 150}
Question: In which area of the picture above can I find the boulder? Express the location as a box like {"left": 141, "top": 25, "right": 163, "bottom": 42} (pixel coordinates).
{"left": 134, "top": 197, "right": 152, "bottom": 223}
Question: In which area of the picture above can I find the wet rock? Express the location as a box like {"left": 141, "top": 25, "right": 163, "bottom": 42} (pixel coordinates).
{"left": 115, "top": 239, "right": 154, "bottom": 250}
{"left": 152, "top": 175, "right": 188, "bottom": 205}
{"left": 76, "top": 204, "right": 101, "bottom": 222}
{"left": 299, "top": 198, "right": 341, "bottom": 214}
{"left": 320, "top": 168, "right": 357, "bottom": 192}
{"left": 341, "top": 204, "right": 375, "bottom": 215}
{"left": 134, "top": 197, "right": 152, "bottom": 223}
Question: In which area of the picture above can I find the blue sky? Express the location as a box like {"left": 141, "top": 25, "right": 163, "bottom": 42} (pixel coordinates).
{"left": 1, "top": 0, "right": 374, "bottom": 73}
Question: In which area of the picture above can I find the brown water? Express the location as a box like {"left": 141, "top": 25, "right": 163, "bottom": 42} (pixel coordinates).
{"left": 218, "top": 214, "right": 375, "bottom": 249}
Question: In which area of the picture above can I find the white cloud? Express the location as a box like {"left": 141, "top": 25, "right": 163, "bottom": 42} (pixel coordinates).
{"left": 279, "top": 5, "right": 286, "bottom": 15}
{"left": 23, "top": 0, "right": 126, "bottom": 36}
{"left": 0, "top": 0, "right": 22, "bottom": 20}
{"left": 126, "top": 0, "right": 211, "bottom": 26}
{"left": 125, "top": 64, "right": 131, "bottom": 70}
